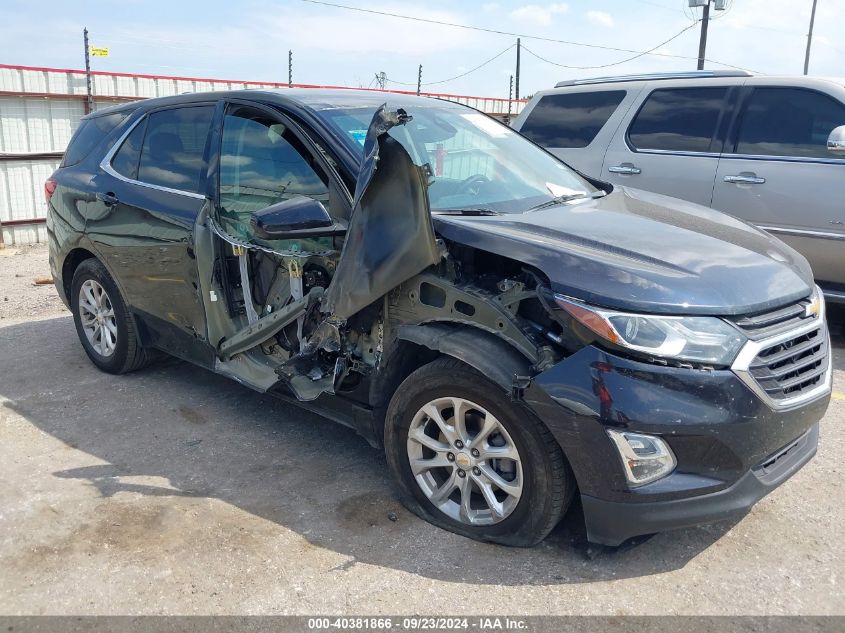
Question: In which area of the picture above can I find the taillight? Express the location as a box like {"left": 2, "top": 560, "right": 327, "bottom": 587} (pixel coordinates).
{"left": 44, "top": 178, "right": 57, "bottom": 203}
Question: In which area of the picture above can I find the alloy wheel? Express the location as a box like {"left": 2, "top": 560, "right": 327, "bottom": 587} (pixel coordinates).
{"left": 406, "top": 396, "right": 524, "bottom": 526}
{"left": 78, "top": 279, "right": 117, "bottom": 357}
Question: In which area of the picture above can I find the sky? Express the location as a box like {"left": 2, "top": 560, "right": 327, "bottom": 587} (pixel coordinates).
{"left": 1, "top": 0, "right": 842, "bottom": 99}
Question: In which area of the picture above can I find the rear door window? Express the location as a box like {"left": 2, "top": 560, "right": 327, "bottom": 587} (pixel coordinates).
{"left": 628, "top": 87, "right": 728, "bottom": 153}
{"left": 136, "top": 106, "right": 214, "bottom": 194}
{"left": 520, "top": 91, "right": 626, "bottom": 148}
{"left": 733, "top": 87, "right": 845, "bottom": 159}
{"left": 62, "top": 112, "right": 129, "bottom": 167}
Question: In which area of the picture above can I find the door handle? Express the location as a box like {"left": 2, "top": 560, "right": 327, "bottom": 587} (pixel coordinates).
{"left": 96, "top": 191, "right": 119, "bottom": 206}
{"left": 608, "top": 164, "right": 642, "bottom": 175}
{"left": 724, "top": 174, "right": 765, "bottom": 185}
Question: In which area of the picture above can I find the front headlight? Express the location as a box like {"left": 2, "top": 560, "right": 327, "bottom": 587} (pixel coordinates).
{"left": 555, "top": 295, "right": 746, "bottom": 366}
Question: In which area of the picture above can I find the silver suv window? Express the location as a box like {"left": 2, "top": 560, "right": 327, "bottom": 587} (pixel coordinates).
{"left": 519, "top": 91, "right": 626, "bottom": 148}
{"left": 628, "top": 87, "right": 728, "bottom": 153}
{"left": 733, "top": 87, "right": 845, "bottom": 159}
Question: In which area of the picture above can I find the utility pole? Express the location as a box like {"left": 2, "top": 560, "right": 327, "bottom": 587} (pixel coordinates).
{"left": 692, "top": 0, "right": 727, "bottom": 70}
{"left": 288, "top": 50, "right": 293, "bottom": 87}
{"left": 696, "top": 1, "right": 711, "bottom": 70}
{"left": 507, "top": 74, "right": 514, "bottom": 123}
{"left": 374, "top": 72, "right": 386, "bottom": 89}
{"left": 416, "top": 64, "right": 422, "bottom": 96}
{"left": 515, "top": 38, "right": 521, "bottom": 100}
{"left": 83, "top": 27, "right": 94, "bottom": 114}
{"left": 804, "top": 0, "right": 819, "bottom": 75}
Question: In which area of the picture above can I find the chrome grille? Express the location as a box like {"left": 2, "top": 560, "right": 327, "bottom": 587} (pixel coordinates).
{"left": 732, "top": 297, "right": 812, "bottom": 340}
{"left": 731, "top": 294, "right": 831, "bottom": 408}
{"left": 748, "top": 326, "right": 828, "bottom": 401}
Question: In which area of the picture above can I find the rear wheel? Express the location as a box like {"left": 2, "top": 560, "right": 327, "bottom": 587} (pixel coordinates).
{"left": 70, "top": 258, "right": 151, "bottom": 374}
{"left": 385, "top": 356, "right": 574, "bottom": 546}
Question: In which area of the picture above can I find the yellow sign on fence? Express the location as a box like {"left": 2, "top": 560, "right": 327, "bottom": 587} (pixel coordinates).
{"left": 89, "top": 47, "right": 109, "bottom": 57}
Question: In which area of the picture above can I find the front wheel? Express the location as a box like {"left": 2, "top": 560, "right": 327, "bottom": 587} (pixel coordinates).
{"left": 384, "top": 357, "right": 574, "bottom": 546}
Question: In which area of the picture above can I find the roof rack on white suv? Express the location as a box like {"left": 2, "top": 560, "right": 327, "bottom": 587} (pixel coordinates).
{"left": 554, "top": 70, "right": 752, "bottom": 88}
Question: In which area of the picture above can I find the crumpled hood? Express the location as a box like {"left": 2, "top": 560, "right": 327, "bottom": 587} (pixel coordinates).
{"left": 433, "top": 186, "right": 814, "bottom": 316}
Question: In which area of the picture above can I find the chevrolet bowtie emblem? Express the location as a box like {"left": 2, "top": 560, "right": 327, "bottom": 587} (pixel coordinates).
{"left": 805, "top": 295, "right": 822, "bottom": 318}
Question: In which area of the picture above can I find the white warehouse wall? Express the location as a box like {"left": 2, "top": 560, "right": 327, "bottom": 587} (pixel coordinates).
{"left": 0, "top": 64, "right": 525, "bottom": 246}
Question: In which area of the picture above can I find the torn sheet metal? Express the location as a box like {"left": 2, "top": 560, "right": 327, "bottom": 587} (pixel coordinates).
{"left": 322, "top": 105, "right": 440, "bottom": 320}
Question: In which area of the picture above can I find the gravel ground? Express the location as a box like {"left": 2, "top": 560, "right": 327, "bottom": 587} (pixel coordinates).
{"left": 0, "top": 245, "right": 68, "bottom": 321}
{"left": 0, "top": 245, "right": 843, "bottom": 616}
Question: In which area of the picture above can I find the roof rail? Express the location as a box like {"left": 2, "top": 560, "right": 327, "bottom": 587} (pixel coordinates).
{"left": 554, "top": 70, "right": 752, "bottom": 88}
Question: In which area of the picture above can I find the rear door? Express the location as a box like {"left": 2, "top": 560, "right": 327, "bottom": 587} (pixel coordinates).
{"left": 602, "top": 84, "right": 734, "bottom": 206}
{"left": 88, "top": 103, "right": 216, "bottom": 364}
{"left": 516, "top": 88, "right": 634, "bottom": 176}
{"left": 712, "top": 86, "right": 845, "bottom": 287}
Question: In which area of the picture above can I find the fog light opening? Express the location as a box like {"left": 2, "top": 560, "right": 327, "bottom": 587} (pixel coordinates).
{"left": 607, "top": 429, "right": 676, "bottom": 487}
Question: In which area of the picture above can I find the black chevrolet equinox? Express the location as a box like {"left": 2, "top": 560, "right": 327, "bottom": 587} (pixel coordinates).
{"left": 46, "top": 89, "right": 831, "bottom": 547}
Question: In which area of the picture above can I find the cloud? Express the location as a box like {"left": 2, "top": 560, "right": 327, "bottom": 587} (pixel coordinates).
{"left": 586, "top": 10, "right": 614, "bottom": 28}
{"left": 509, "top": 3, "right": 569, "bottom": 27}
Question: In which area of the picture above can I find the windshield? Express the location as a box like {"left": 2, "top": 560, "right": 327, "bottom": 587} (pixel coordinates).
{"left": 317, "top": 104, "right": 598, "bottom": 214}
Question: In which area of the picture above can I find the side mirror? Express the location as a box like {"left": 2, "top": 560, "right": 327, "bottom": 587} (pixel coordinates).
{"left": 827, "top": 125, "right": 845, "bottom": 154}
{"left": 250, "top": 196, "right": 340, "bottom": 239}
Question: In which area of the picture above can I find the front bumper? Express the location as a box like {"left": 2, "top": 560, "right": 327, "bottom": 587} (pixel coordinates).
{"left": 524, "top": 345, "right": 830, "bottom": 546}
{"left": 581, "top": 423, "right": 818, "bottom": 545}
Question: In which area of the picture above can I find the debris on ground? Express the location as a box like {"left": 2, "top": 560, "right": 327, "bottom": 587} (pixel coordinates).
{"left": 0, "top": 244, "right": 68, "bottom": 320}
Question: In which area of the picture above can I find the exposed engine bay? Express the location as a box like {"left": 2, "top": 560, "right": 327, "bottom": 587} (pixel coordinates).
{"left": 201, "top": 105, "right": 571, "bottom": 404}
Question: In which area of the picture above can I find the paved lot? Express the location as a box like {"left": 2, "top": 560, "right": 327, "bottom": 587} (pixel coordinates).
{"left": 1, "top": 245, "right": 843, "bottom": 615}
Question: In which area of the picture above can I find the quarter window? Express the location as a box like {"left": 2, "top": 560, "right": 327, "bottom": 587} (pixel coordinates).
{"left": 734, "top": 88, "right": 845, "bottom": 159}
{"left": 520, "top": 91, "right": 626, "bottom": 148}
{"left": 111, "top": 118, "right": 147, "bottom": 180}
{"left": 136, "top": 106, "right": 214, "bottom": 194}
{"left": 628, "top": 87, "right": 728, "bottom": 153}
{"left": 62, "top": 112, "right": 129, "bottom": 167}
{"left": 218, "top": 105, "right": 329, "bottom": 236}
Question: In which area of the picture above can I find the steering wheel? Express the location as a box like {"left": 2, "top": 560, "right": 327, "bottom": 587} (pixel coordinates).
{"left": 456, "top": 174, "right": 490, "bottom": 197}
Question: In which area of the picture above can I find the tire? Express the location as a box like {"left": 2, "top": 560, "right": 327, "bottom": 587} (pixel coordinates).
{"left": 384, "top": 356, "right": 574, "bottom": 546}
{"left": 70, "top": 258, "right": 152, "bottom": 374}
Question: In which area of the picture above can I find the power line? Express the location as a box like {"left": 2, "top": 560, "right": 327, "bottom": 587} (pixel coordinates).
{"left": 520, "top": 21, "right": 700, "bottom": 70}
{"left": 522, "top": 24, "right": 762, "bottom": 74}
{"left": 297, "top": 0, "right": 749, "bottom": 68}
{"left": 386, "top": 43, "right": 515, "bottom": 87}
{"left": 523, "top": 40, "right": 762, "bottom": 74}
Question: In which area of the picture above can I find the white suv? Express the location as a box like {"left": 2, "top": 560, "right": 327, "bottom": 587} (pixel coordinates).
{"left": 513, "top": 71, "right": 845, "bottom": 301}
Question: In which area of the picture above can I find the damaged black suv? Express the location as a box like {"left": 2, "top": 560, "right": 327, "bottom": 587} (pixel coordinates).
{"left": 47, "top": 90, "right": 831, "bottom": 547}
